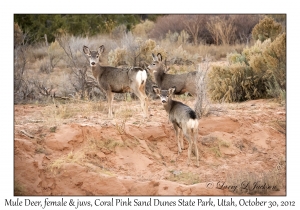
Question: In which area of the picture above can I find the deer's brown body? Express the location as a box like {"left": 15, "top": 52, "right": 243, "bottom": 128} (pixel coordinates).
{"left": 83, "top": 45, "right": 149, "bottom": 118}
{"left": 153, "top": 86, "right": 199, "bottom": 167}
{"left": 148, "top": 53, "right": 198, "bottom": 96}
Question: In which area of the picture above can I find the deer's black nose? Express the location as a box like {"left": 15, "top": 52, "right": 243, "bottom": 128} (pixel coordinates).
{"left": 91, "top": 62, "right": 95, "bottom": 66}
{"left": 162, "top": 100, "right": 167, "bottom": 103}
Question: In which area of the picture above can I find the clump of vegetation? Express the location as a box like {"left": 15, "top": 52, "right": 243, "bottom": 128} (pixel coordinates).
{"left": 115, "top": 119, "right": 127, "bottom": 134}
{"left": 96, "top": 138, "right": 124, "bottom": 152}
{"left": 208, "top": 62, "right": 261, "bottom": 102}
{"left": 14, "top": 181, "right": 26, "bottom": 196}
{"left": 252, "top": 16, "right": 283, "bottom": 42}
{"left": 263, "top": 33, "right": 286, "bottom": 100}
{"left": 108, "top": 47, "right": 127, "bottom": 66}
{"left": 201, "top": 134, "right": 230, "bottom": 157}
{"left": 47, "top": 151, "right": 83, "bottom": 174}
{"left": 207, "top": 17, "right": 285, "bottom": 103}
{"left": 166, "top": 170, "right": 200, "bottom": 185}
{"left": 132, "top": 19, "right": 155, "bottom": 38}
{"left": 108, "top": 35, "right": 157, "bottom": 67}
{"left": 13, "top": 15, "right": 285, "bottom": 104}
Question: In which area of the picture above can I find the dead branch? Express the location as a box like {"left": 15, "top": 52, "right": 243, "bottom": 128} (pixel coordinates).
{"left": 20, "top": 130, "right": 34, "bottom": 138}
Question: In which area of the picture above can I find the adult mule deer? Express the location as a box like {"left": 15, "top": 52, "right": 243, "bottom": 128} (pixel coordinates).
{"left": 153, "top": 86, "right": 199, "bottom": 166}
{"left": 83, "top": 45, "right": 149, "bottom": 118}
{"left": 148, "top": 53, "right": 198, "bottom": 96}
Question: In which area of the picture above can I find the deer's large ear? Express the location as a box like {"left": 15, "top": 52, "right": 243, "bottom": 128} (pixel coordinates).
{"left": 157, "top": 53, "right": 162, "bottom": 62}
{"left": 152, "top": 53, "right": 157, "bottom": 61}
{"left": 152, "top": 85, "right": 160, "bottom": 95}
{"left": 83, "top": 46, "right": 90, "bottom": 55}
{"left": 99, "top": 45, "right": 105, "bottom": 54}
{"left": 169, "top": 87, "right": 176, "bottom": 95}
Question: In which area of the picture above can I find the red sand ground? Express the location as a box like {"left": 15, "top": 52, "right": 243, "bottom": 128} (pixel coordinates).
{"left": 14, "top": 97, "right": 286, "bottom": 195}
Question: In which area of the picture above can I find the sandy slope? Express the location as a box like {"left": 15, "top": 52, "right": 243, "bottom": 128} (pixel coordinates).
{"left": 14, "top": 97, "right": 286, "bottom": 195}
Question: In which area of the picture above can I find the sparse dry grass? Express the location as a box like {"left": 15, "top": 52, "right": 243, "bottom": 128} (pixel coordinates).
{"left": 225, "top": 156, "right": 286, "bottom": 195}
{"left": 14, "top": 181, "right": 26, "bottom": 196}
{"left": 226, "top": 170, "right": 282, "bottom": 195}
{"left": 41, "top": 100, "right": 107, "bottom": 127}
{"left": 185, "top": 43, "right": 246, "bottom": 61}
{"left": 166, "top": 170, "right": 200, "bottom": 185}
{"left": 35, "top": 146, "right": 46, "bottom": 154}
{"left": 47, "top": 132, "right": 127, "bottom": 175}
{"left": 201, "top": 134, "right": 230, "bottom": 158}
{"left": 269, "top": 120, "right": 286, "bottom": 134}
{"left": 47, "top": 151, "right": 83, "bottom": 174}
{"left": 115, "top": 119, "right": 127, "bottom": 135}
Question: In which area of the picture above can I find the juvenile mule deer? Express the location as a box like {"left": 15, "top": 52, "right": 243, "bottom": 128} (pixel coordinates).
{"left": 83, "top": 45, "right": 149, "bottom": 118}
{"left": 153, "top": 86, "right": 199, "bottom": 166}
{"left": 148, "top": 53, "right": 198, "bottom": 96}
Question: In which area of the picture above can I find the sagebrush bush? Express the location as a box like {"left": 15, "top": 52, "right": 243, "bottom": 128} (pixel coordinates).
{"left": 165, "top": 30, "right": 179, "bottom": 43}
{"left": 263, "top": 33, "right": 286, "bottom": 99}
{"left": 46, "top": 40, "right": 65, "bottom": 72}
{"left": 132, "top": 20, "right": 155, "bottom": 38}
{"left": 177, "top": 30, "right": 190, "bottom": 45}
{"left": 227, "top": 52, "right": 246, "bottom": 64}
{"left": 208, "top": 31, "right": 285, "bottom": 102}
{"left": 263, "top": 33, "right": 286, "bottom": 88}
{"left": 243, "top": 38, "right": 271, "bottom": 62}
{"left": 108, "top": 38, "right": 157, "bottom": 67}
{"left": 108, "top": 47, "right": 127, "bottom": 66}
{"left": 170, "top": 45, "right": 199, "bottom": 66}
{"left": 208, "top": 62, "right": 262, "bottom": 102}
{"left": 252, "top": 16, "right": 282, "bottom": 42}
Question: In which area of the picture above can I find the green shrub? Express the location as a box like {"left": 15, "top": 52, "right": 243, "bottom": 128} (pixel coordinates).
{"left": 111, "top": 35, "right": 158, "bottom": 67}
{"left": 208, "top": 62, "right": 262, "bottom": 102}
{"left": 177, "top": 30, "right": 190, "bottom": 45}
{"left": 208, "top": 31, "right": 285, "bottom": 103}
{"left": 108, "top": 47, "right": 128, "bottom": 66}
{"left": 132, "top": 19, "right": 155, "bottom": 38}
{"left": 243, "top": 38, "right": 271, "bottom": 62}
{"left": 227, "top": 52, "right": 247, "bottom": 64}
{"left": 252, "top": 16, "right": 282, "bottom": 42}
{"left": 166, "top": 30, "right": 190, "bottom": 44}
{"left": 263, "top": 33, "right": 286, "bottom": 99}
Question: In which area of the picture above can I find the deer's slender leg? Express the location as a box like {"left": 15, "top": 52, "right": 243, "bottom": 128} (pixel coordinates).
{"left": 132, "top": 84, "right": 149, "bottom": 118}
{"left": 106, "top": 91, "right": 114, "bottom": 118}
{"left": 192, "top": 129, "right": 199, "bottom": 167}
{"left": 179, "top": 129, "right": 184, "bottom": 150}
{"left": 186, "top": 134, "right": 192, "bottom": 166}
{"left": 173, "top": 123, "right": 182, "bottom": 154}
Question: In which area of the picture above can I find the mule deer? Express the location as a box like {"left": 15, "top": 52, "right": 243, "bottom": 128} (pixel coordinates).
{"left": 153, "top": 86, "right": 199, "bottom": 166}
{"left": 148, "top": 53, "right": 198, "bottom": 96}
{"left": 83, "top": 45, "right": 149, "bottom": 118}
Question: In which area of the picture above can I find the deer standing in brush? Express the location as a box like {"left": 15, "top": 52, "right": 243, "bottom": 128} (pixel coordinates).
{"left": 83, "top": 45, "right": 149, "bottom": 118}
{"left": 148, "top": 53, "right": 198, "bottom": 96}
{"left": 153, "top": 86, "right": 199, "bottom": 166}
